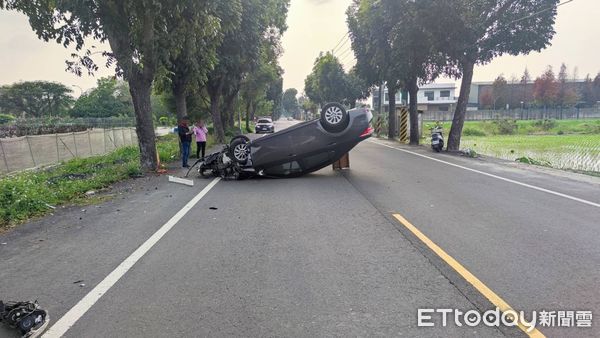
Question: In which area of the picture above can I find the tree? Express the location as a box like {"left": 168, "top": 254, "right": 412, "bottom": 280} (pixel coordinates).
{"left": 480, "top": 90, "right": 494, "bottom": 109}
{"left": 426, "top": 0, "right": 560, "bottom": 151}
{"left": 304, "top": 52, "right": 349, "bottom": 105}
{"left": 282, "top": 88, "right": 300, "bottom": 118}
{"left": 154, "top": 7, "right": 225, "bottom": 121}
{"left": 298, "top": 95, "right": 318, "bottom": 119}
{"left": 240, "top": 44, "right": 282, "bottom": 131}
{"left": 556, "top": 63, "right": 579, "bottom": 113}
{"left": 347, "top": 0, "right": 453, "bottom": 143}
{"left": 0, "top": 81, "right": 73, "bottom": 117}
{"left": 267, "top": 77, "right": 284, "bottom": 121}
{"left": 347, "top": 0, "right": 403, "bottom": 139}
{"left": 205, "top": 0, "right": 289, "bottom": 142}
{"left": 2, "top": 0, "right": 222, "bottom": 171}
{"left": 344, "top": 69, "right": 370, "bottom": 109}
{"left": 492, "top": 75, "right": 508, "bottom": 110}
{"left": 71, "top": 77, "right": 133, "bottom": 118}
{"left": 520, "top": 68, "right": 532, "bottom": 105}
{"left": 533, "top": 66, "right": 559, "bottom": 110}
{"left": 581, "top": 74, "right": 597, "bottom": 107}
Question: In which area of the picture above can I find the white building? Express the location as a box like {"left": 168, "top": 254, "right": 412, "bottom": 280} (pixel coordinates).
{"left": 372, "top": 83, "right": 457, "bottom": 113}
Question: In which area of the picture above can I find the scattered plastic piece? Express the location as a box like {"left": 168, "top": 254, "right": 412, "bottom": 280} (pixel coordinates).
{"left": 168, "top": 176, "right": 194, "bottom": 187}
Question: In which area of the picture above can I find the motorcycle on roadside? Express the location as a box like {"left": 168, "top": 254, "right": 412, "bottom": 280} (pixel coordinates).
{"left": 430, "top": 126, "right": 444, "bottom": 152}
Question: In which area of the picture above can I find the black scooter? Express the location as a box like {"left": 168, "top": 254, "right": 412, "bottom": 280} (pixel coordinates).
{"left": 431, "top": 126, "right": 444, "bottom": 152}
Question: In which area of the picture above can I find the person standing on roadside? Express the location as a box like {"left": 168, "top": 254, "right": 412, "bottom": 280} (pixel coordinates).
{"left": 178, "top": 116, "right": 193, "bottom": 168}
{"left": 193, "top": 120, "right": 209, "bottom": 159}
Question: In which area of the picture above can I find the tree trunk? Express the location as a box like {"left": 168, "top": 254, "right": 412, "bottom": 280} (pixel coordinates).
{"left": 407, "top": 77, "right": 419, "bottom": 145}
{"left": 208, "top": 88, "right": 226, "bottom": 143}
{"left": 448, "top": 60, "right": 475, "bottom": 151}
{"left": 129, "top": 76, "right": 158, "bottom": 171}
{"left": 173, "top": 82, "right": 187, "bottom": 121}
{"left": 388, "top": 85, "right": 397, "bottom": 140}
{"left": 245, "top": 100, "right": 252, "bottom": 132}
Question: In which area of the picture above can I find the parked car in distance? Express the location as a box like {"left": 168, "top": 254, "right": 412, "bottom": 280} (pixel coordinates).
{"left": 255, "top": 118, "right": 274, "bottom": 134}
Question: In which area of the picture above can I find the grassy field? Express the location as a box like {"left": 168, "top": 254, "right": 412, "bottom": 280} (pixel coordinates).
{"left": 427, "top": 119, "right": 600, "bottom": 137}
{"left": 0, "top": 134, "right": 212, "bottom": 229}
{"left": 460, "top": 135, "right": 600, "bottom": 173}
{"left": 423, "top": 119, "right": 600, "bottom": 174}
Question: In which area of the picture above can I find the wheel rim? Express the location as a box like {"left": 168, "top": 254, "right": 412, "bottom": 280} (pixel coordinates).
{"left": 324, "top": 106, "right": 343, "bottom": 125}
{"left": 233, "top": 144, "right": 249, "bottom": 161}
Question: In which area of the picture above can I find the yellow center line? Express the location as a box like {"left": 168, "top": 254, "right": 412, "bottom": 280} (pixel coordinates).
{"left": 392, "top": 213, "right": 545, "bottom": 338}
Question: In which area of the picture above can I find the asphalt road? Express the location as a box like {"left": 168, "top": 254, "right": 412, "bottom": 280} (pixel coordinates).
{"left": 1, "top": 118, "right": 598, "bottom": 337}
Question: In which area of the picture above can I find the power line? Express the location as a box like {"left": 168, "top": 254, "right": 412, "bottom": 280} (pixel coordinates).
{"left": 507, "top": 0, "right": 576, "bottom": 26}
{"left": 337, "top": 47, "right": 352, "bottom": 60}
{"left": 331, "top": 32, "right": 349, "bottom": 54}
{"left": 333, "top": 36, "right": 350, "bottom": 55}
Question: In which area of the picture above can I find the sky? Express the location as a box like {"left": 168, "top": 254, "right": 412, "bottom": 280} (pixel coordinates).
{"left": 0, "top": 0, "right": 599, "bottom": 95}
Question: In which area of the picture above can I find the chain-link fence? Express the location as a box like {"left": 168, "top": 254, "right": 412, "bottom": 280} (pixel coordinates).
{"left": 0, "top": 128, "right": 138, "bottom": 174}
{"left": 422, "top": 107, "right": 600, "bottom": 121}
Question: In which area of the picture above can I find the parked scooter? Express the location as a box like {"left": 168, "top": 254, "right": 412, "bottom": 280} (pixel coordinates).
{"left": 430, "top": 126, "right": 444, "bottom": 152}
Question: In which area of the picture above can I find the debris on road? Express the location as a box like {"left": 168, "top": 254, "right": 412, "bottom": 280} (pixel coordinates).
{"left": 168, "top": 176, "right": 194, "bottom": 187}
{"left": 209, "top": 207, "right": 218, "bottom": 210}
{"left": 85, "top": 190, "right": 96, "bottom": 196}
{"left": 0, "top": 300, "right": 49, "bottom": 337}
{"left": 72, "top": 280, "right": 83, "bottom": 284}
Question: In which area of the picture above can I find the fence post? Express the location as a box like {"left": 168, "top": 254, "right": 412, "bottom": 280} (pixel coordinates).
{"left": 72, "top": 132, "right": 79, "bottom": 157}
{"left": 121, "top": 128, "right": 126, "bottom": 146}
{"left": 103, "top": 128, "right": 107, "bottom": 154}
{"left": 88, "top": 129, "right": 93, "bottom": 155}
{"left": 55, "top": 133, "right": 60, "bottom": 162}
{"left": 0, "top": 139, "right": 9, "bottom": 172}
{"left": 25, "top": 136, "right": 36, "bottom": 167}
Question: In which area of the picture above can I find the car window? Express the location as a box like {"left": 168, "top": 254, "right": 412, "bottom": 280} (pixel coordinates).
{"left": 257, "top": 119, "right": 271, "bottom": 124}
{"left": 264, "top": 161, "right": 302, "bottom": 176}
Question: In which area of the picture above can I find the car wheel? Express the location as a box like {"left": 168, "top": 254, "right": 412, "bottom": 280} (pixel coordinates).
{"left": 320, "top": 102, "right": 349, "bottom": 133}
{"left": 229, "top": 135, "right": 251, "bottom": 164}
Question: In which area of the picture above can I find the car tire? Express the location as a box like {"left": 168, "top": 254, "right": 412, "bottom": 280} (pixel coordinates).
{"left": 229, "top": 135, "right": 251, "bottom": 164}
{"left": 320, "top": 102, "right": 349, "bottom": 133}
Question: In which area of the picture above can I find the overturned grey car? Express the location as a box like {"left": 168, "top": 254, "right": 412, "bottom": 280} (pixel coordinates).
{"left": 188, "top": 102, "right": 373, "bottom": 179}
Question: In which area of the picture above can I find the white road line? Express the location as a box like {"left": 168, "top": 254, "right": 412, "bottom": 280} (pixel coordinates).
{"left": 43, "top": 177, "right": 221, "bottom": 338}
{"left": 369, "top": 140, "right": 600, "bottom": 209}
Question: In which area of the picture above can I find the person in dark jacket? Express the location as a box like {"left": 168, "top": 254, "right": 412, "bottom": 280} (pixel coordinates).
{"left": 178, "top": 116, "right": 193, "bottom": 167}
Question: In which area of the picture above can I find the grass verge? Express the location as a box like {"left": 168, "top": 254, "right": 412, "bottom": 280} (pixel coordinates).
{"left": 0, "top": 134, "right": 210, "bottom": 230}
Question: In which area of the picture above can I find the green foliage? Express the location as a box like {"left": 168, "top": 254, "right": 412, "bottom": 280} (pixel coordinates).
{"left": 205, "top": 0, "right": 290, "bottom": 141}
{"left": 0, "top": 134, "right": 198, "bottom": 229}
{"left": 158, "top": 116, "right": 171, "bottom": 126}
{"left": 0, "top": 113, "right": 15, "bottom": 125}
{"left": 491, "top": 119, "right": 518, "bottom": 135}
{"left": 532, "top": 119, "right": 558, "bottom": 131}
{"left": 304, "top": 52, "right": 367, "bottom": 107}
{"left": 462, "top": 128, "right": 486, "bottom": 137}
{"left": 71, "top": 77, "right": 133, "bottom": 118}
{"left": 516, "top": 157, "right": 552, "bottom": 167}
{"left": 0, "top": 81, "right": 73, "bottom": 117}
{"left": 282, "top": 88, "right": 299, "bottom": 117}
{"left": 373, "top": 114, "right": 388, "bottom": 137}
{"left": 0, "top": 147, "right": 139, "bottom": 227}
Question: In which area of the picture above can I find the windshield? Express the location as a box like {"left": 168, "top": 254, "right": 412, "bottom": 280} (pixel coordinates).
{"left": 257, "top": 119, "right": 272, "bottom": 124}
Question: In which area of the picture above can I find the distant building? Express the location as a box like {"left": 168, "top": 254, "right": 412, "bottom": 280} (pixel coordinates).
{"left": 372, "top": 83, "right": 457, "bottom": 113}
